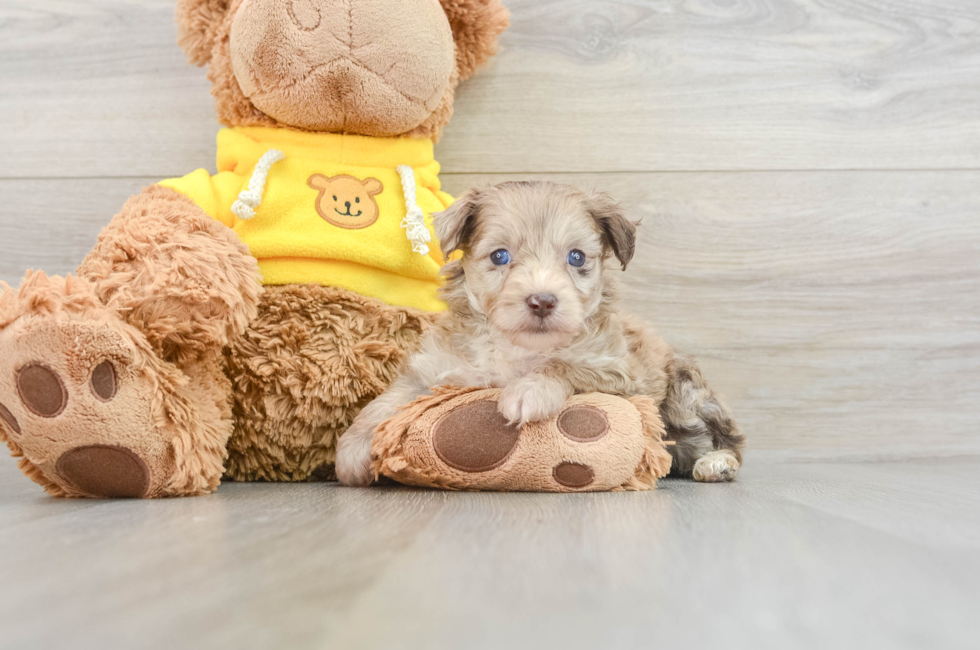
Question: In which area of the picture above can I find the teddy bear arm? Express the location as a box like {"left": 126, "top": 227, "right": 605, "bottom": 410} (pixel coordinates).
{"left": 76, "top": 185, "right": 262, "bottom": 366}
{"left": 372, "top": 388, "right": 672, "bottom": 492}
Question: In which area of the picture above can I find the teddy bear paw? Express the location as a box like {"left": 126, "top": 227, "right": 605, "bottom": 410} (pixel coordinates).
{"left": 375, "top": 389, "right": 670, "bottom": 492}
{"left": 0, "top": 308, "right": 172, "bottom": 498}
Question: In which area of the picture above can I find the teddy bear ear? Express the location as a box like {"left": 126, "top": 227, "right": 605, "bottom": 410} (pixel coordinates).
{"left": 439, "top": 0, "right": 511, "bottom": 81}
{"left": 307, "top": 174, "right": 329, "bottom": 190}
{"left": 362, "top": 178, "right": 384, "bottom": 195}
{"left": 175, "top": 0, "right": 232, "bottom": 66}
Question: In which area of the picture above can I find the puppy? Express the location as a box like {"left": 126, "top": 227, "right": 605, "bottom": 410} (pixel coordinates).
{"left": 335, "top": 181, "right": 744, "bottom": 486}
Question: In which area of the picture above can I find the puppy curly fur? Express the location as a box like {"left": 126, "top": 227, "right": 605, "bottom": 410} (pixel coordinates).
{"left": 336, "top": 181, "right": 744, "bottom": 486}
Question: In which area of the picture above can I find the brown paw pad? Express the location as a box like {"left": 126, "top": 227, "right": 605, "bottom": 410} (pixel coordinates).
{"left": 90, "top": 360, "right": 118, "bottom": 402}
{"left": 557, "top": 405, "right": 609, "bottom": 442}
{"left": 17, "top": 364, "right": 67, "bottom": 418}
{"left": 553, "top": 461, "right": 595, "bottom": 489}
{"left": 56, "top": 445, "right": 150, "bottom": 498}
{"left": 433, "top": 400, "right": 520, "bottom": 473}
{"left": 0, "top": 402, "right": 20, "bottom": 435}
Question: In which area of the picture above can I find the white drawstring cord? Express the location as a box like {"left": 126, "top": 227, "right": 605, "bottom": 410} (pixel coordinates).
{"left": 232, "top": 149, "right": 285, "bottom": 220}
{"left": 396, "top": 164, "right": 431, "bottom": 256}
{"left": 232, "top": 154, "right": 430, "bottom": 259}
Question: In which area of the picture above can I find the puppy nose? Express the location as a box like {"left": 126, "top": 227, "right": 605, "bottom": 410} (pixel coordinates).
{"left": 345, "top": 201, "right": 351, "bottom": 209}
{"left": 526, "top": 293, "right": 558, "bottom": 317}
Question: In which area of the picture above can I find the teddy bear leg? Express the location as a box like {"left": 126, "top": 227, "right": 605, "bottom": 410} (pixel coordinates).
{"left": 222, "top": 285, "right": 434, "bottom": 482}
{"left": 77, "top": 185, "right": 262, "bottom": 367}
{"left": 0, "top": 273, "right": 231, "bottom": 497}
{"left": 0, "top": 186, "right": 260, "bottom": 497}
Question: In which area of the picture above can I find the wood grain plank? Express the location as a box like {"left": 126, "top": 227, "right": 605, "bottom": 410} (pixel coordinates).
{"left": 2, "top": 172, "right": 978, "bottom": 455}
{"left": 1, "top": 456, "right": 978, "bottom": 650}
{"left": 2, "top": 0, "right": 980, "bottom": 178}
{"left": 0, "top": 177, "right": 150, "bottom": 281}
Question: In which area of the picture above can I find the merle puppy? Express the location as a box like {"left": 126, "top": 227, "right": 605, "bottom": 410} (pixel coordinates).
{"left": 336, "top": 181, "right": 743, "bottom": 486}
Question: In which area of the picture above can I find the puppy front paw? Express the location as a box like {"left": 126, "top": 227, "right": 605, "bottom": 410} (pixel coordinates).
{"left": 498, "top": 376, "right": 570, "bottom": 426}
{"left": 335, "top": 422, "right": 376, "bottom": 487}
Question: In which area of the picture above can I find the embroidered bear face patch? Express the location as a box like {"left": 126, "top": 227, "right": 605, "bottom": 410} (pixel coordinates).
{"left": 307, "top": 174, "right": 384, "bottom": 229}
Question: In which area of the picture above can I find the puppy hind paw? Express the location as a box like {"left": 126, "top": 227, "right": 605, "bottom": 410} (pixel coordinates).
{"left": 692, "top": 449, "right": 740, "bottom": 483}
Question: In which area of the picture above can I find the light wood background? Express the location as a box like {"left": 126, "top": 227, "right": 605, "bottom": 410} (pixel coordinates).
{"left": 1, "top": 0, "right": 979, "bottom": 461}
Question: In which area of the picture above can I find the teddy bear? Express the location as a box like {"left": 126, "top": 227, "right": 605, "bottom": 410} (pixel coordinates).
{"left": 0, "top": 0, "right": 511, "bottom": 498}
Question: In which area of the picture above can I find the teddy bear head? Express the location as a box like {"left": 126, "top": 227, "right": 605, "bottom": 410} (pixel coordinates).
{"left": 307, "top": 173, "right": 385, "bottom": 228}
{"left": 175, "top": 0, "right": 509, "bottom": 140}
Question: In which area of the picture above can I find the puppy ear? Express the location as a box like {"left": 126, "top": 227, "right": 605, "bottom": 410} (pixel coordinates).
{"left": 439, "top": 0, "right": 511, "bottom": 81}
{"left": 586, "top": 190, "right": 638, "bottom": 270}
{"left": 434, "top": 190, "right": 481, "bottom": 257}
{"left": 176, "top": 0, "right": 232, "bottom": 66}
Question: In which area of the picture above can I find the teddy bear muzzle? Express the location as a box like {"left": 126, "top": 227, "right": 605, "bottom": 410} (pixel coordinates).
{"left": 229, "top": 0, "right": 456, "bottom": 135}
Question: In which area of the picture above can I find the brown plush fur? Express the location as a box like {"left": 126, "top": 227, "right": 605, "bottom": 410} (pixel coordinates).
{"left": 73, "top": 186, "right": 257, "bottom": 494}
{"left": 440, "top": 0, "right": 511, "bottom": 81}
{"left": 176, "top": 0, "right": 231, "bottom": 66}
{"left": 77, "top": 185, "right": 261, "bottom": 366}
{"left": 223, "top": 284, "right": 434, "bottom": 482}
{"left": 623, "top": 395, "right": 675, "bottom": 490}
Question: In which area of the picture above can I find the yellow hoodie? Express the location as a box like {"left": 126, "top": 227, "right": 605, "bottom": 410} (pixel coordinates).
{"left": 159, "top": 127, "right": 452, "bottom": 312}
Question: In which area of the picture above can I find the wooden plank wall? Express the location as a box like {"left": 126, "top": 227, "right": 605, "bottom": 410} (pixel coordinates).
{"left": 1, "top": 0, "right": 978, "bottom": 457}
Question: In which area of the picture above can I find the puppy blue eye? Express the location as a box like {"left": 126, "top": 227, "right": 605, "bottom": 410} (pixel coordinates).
{"left": 567, "top": 249, "right": 586, "bottom": 267}
{"left": 490, "top": 249, "right": 511, "bottom": 266}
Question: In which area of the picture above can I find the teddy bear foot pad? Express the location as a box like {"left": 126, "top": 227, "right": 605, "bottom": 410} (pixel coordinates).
{"left": 432, "top": 400, "right": 608, "bottom": 487}
{"left": 0, "top": 277, "right": 185, "bottom": 498}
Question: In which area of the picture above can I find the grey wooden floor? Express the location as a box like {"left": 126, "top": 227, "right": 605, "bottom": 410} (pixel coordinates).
{"left": 1, "top": 455, "right": 978, "bottom": 650}
{"left": 2, "top": 1, "right": 980, "bottom": 648}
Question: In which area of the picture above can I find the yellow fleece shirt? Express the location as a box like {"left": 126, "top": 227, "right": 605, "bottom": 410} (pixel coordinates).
{"left": 158, "top": 127, "right": 453, "bottom": 312}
